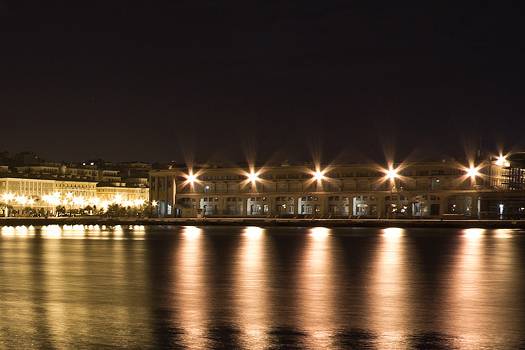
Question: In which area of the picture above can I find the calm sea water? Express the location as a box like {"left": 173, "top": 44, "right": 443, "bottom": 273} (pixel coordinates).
{"left": 0, "top": 225, "right": 524, "bottom": 349}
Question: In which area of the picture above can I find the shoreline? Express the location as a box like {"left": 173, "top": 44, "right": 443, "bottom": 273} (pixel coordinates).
{"left": 1, "top": 217, "right": 525, "bottom": 229}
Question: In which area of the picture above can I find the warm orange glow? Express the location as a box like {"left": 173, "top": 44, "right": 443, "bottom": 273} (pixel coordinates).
{"left": 309, "top": 226, "right": 330, "bottom": 239}
{"left": 466, "top": 166, "right": 480, "bottom": 178}
{"left": 174, "top": 223, "right": 206, "bottom": 349}
{"left": 495, "top": 154, "right": 510, "bottom": 167}
{"left": 313, "top": 170, "right": 324, "bottom": 181}
{"left": 181, "top": 168, "right": 204, "bottom": 190}
{"left": 247, "top": 171, "right": 259, "bottom": 183}
{"left": 240, "top": 167, "right": 265, "bottom": 189}
{"left": 463, "top": 228, "right": 485, "bottom": 239}
{"left": 243, "top": 226, "right": 264, "bottom": 239}
{"left": 385, "top": 167, "right": 399, "bottom": 180}
{"left": 182, "top": 225, "right": 202, "bottom": 239}
{"left": 494, "top": 229, "right": 512, "bottom": 239}
{"left": 382, "top": 227, "right": 404, "bottom": 239}
{"left": 187, "top": 173, "right": 197, "bottom": 183}
{"left": 374, "top": 160, "right": 408, "bottom": 187}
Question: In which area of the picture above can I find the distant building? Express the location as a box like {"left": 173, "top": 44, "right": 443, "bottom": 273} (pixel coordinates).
{"left": 0, "top": 175, "right": 149, "bottom": 216}
{"left": 118, "top": 162, "right": 151, "bottom": 187}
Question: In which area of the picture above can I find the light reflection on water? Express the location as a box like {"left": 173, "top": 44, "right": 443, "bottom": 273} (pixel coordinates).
{"left": 236, "top": 226, "right": 268, "bottom": 348}
{"left": 368, "top": 227, "right": 410, "bottom": 347}
{"left": 1, "top": 224, "right": 147, "bottom": 240}
{"left": 0, "top": 225, "right": 524, "bottom": 349}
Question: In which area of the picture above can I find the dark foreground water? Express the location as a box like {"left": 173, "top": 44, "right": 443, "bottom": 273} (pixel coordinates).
{"left": 1, "top": 225, "right": 524, "bottom": 349}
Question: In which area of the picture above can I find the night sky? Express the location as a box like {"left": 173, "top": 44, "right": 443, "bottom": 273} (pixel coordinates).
{"left": 1, "top": 1, "right": 524, "bottom": 163}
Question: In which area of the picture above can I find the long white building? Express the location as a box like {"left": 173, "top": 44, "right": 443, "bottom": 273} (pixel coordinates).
{"left": 149, "top": 155, "right": 525, "bottom": 219}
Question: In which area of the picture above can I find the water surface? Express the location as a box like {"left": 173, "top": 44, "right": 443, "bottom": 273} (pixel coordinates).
{"left": 1, "top": 225, "right": 524, "bottom": 349}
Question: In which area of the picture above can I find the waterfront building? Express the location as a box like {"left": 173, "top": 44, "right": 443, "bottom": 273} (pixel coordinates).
{"left": 96, "top": 185, "right": 149, "bottom": 206}
{"left": 149, "top": 155, "right": 525, "bottom": 219}
{"left": 0, "top": 176, "right": 148, "bottom": 216}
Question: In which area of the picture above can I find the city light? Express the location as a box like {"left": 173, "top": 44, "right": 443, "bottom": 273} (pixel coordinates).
{"left": 495, "top": 154, "right": 510, "bottom": 167}
{"left": 466, "top": 166, "right": 480, "bottom": 179}
{"left": 3, "top": 190, "right": 147, "bottom": 213}
{"left": 313, "top": 170, "right": 325, "bottom": 181}
{"left": 15, "top": 195, "right": 28, "bottom": 205}
{"left": 247, "top": 171, "right": 259, "bottom": 183}
{"left": 385, "top": 167, "right": 399, "bottom": 180}
{"left": 240, "top": 167, "right": 263, "bottom": 189}
{"left": 1, "top": 192, "right": 15, "bottom": 202}
{"left": 187, "top": 173, "right": 197, "bottom": 184}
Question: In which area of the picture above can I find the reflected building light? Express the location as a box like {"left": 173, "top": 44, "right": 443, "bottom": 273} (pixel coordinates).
{"left": 182, "top": 226, "right": 202, "bottom": 239}
{"left": 131, "top": 225, "right": 146, "bottom": 235}
{"left": 243, "top": 226, "right": 264, "bottom": 239}
{"left": 175, "top": 222, "right": 206, "bottom": 348}
{"left": 113, "top": 225, "right": 124, "bottom": 237}
{"left": 494, "top": 229, "right": 512, "bottom": 239}
{"left": 15, "top": 226, "right": 27, "bottom": 235}
{"left": 309, "top": 226, "right": 330, "bottom": 240}
{"left": 298, "top": 223, "right": 334, "bottom": 343}
{"left": 41, "top": 225, "right": 63, "bottom": 239}
{"left": 1, "top": 226, "right": 15, "bottom": 237}
{"left": 382, "top": 227, "right": 405, "bottom": 239}
{"left": 61, "top": 224, "right": 85, "bottom": 239}
{"left": 463, "top": 228, "right": 485, "bottom": 239}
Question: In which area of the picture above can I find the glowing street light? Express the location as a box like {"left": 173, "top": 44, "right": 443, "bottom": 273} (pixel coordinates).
{"left": 247, "top": 171, "right": 259, "bottom": 183}
{"left": 187, "top": 173, "right": 197, "bottom": 184}
{"left": 1, "top": 192, "right": 15, "bottom": 203}
{"left": 466, "top": 166, "right": 480, "bottom": 179}
{"left": 15, "top": 195, "right": 28, "bottom": 205}
{"left": 313, "top": 170, "right": 325, "bottom": 181}
{"left": 385, "top": 167, "right": 399, "bottom": 180}
{"left": 495, "top": 154, "right": 510, "bottom": 167}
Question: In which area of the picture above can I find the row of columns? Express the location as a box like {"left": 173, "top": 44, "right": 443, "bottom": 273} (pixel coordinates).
{"left": 173, "top": 193, "right": 482, "bottom": 218}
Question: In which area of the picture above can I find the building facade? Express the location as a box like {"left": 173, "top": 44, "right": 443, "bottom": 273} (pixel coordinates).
{"left": 0, "top": 176, "right": 149, "bottom": 216}
{"left": 150, "top": 157, "right": 525, "bottom": 219}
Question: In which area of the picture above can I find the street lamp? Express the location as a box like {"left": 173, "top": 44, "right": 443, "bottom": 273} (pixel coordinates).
{"left": 466, "top": 166, "right": 480, "bottom": 179}
{"left": 247, "top": 171, "right": 259, "bottom": 184}
{"left": 313, "top": 170, "right": 324, "bottom": 181}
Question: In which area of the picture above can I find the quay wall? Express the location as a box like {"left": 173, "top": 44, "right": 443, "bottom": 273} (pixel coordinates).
{"left": 1, "top": 217, "right": 525, "bottom": 229}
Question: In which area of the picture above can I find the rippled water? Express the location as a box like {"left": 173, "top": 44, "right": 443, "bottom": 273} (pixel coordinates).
{"left": 0, "top": 225, "right": 524, "bottom": 349}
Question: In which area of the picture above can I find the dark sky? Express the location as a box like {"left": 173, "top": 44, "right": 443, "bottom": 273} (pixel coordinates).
{"left": 0, "top": 1, "right": 524, "bottom": 163}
